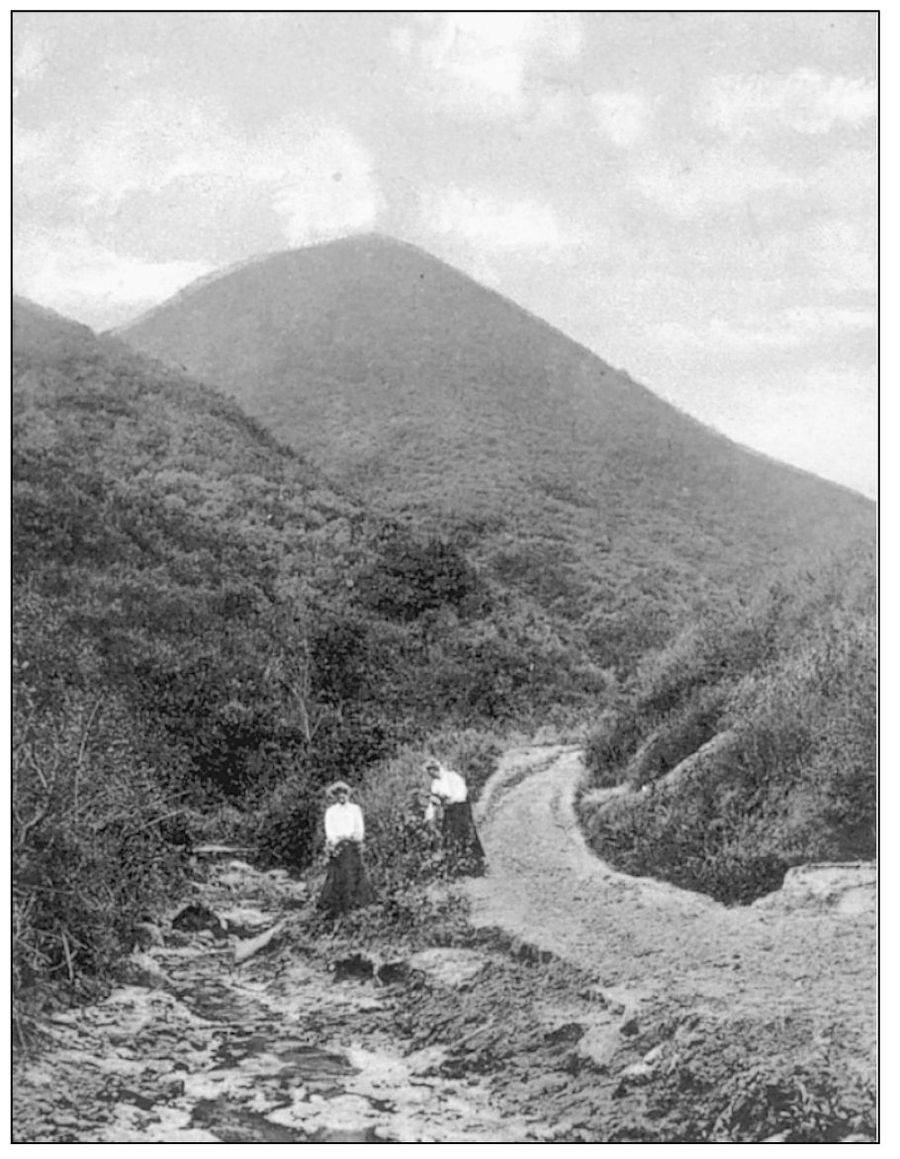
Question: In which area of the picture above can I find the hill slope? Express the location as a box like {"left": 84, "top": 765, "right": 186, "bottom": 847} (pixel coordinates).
{"left": 13, "top": 294, "right": 602, "bottom": 806}
{"left": 118, "top": 234, "right": 874, "bottom": 663}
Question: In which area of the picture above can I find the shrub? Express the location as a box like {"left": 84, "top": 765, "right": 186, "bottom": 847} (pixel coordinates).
{"left": 355, "top": 527, "right": 484, "bottom": 623}
{"left": 12, "top": 685, "right": 190, "bottom": 1030}
{"left": 356, "top": 729, "right": 503, "bottom": 898}
{"left": 580, "top": 551, "right": 875, "bottom": 903}
{"left": 709, "top": 1059, "right": 876, "bottom": 1142}
{"left": 245, "top": 767, "right": 323, "bottom": 871}
{"left": 583, "top": 711, "right": 631, "bottom": 787}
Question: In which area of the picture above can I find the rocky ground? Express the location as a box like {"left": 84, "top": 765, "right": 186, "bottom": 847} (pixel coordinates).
{"left": 12, "top": 746, "right": 877, "bottom": 1142}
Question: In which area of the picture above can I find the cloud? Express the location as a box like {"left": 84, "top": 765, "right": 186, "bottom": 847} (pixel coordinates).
{"left": 260, "top": 124, "right": 383, "bottom": 244}
{"left": 12, "top": 117, "right": 52, "bottom": 169}
{"left": 13, "top": 24, "right": 52, "bottom": 93}
{"left": 718, "top": 365, "right": 876, "bottom": 496}
{"left": 781, "top": 305, "right": 874, "bottom": 333}
{"left": 656, "top": 305, "right": 874, "bottom": 356}
{"left": 13, "top": 227, "right": 213, "bottom": 327}
{"left": 15, "top": 95, "right": 383, "bottom": 252}
{"left": 589, "top": 91, "right": 650, "bottom": 147}
{"left": 633, "top": 149, "right": 800, "bottom": 217}
{"left": 805, "top": 217, "right": 876, "bottom": 295}
{"left": 702, "top": 68, "right": 876, "bottom": 137}
{"left": 652, "top": 360, "right": 875, "bottom": 496}
{"left": 424, "top": 187, "right": 577, "bottom": 256}
{"left": 802, "top": 147, "right": 877, "bottom": 215}
{"left": 24, "top": 95, "right": 240, "bottom": 211}
{"left": 392, "top": 12, "right": 582, "bottom": 119}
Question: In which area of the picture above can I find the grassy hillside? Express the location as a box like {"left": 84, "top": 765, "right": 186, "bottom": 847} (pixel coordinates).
{"left": 119, "top": 234, "right": 874, "bottom": 670}
{"left": 15, "top": 251, "right": 876, "bottom": 1017}
{"left": 12, "top": 297, "right": 607, "bottom": 1013}
{"left": 577, "top": 546, "right": 876, "bottom": 903}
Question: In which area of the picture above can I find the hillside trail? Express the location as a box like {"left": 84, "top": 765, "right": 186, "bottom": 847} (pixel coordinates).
{"left": 466, "top": 745, "right": 877, "bottom": 1074}
{"left": 13, "top": 743, "right": 876, "bottom": 1142}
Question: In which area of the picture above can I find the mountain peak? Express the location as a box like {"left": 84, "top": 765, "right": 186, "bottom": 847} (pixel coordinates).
{"left": 118, "top": 237, "right": 872, "bottom": 613}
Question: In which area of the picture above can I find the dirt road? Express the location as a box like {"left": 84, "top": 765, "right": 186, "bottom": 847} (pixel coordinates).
{"left": 13, "top": 743, "right": 877, "bottom": 1142}
{"left": 467, "top": 745, "right": 877, "bottom": 1073}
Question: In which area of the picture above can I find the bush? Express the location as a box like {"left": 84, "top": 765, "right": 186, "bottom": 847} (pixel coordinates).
{"left": 12, "top": 685, "right": 190, "bottom": 1029}
{"left": 356, "top": 730, "right": 503, "bottom": 899}
{"left": 627, "top": 1032, "right": 878, "bottom": 1142}
{"left": 580, "top": 552, "right": 875, "bottom": 903}
{"left": 355, "top": 527, "right": 484, "bottom": 623}
{"left": 245, "top": 768, "right": 323, "bottom": 872}
{"left": 709, "top": 1059, "right": 876, "bottom": 1142}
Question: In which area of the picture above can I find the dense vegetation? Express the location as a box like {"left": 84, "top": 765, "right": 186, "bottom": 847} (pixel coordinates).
{"left": 11, "top": 299, "right": 601, "bottom": 1019}
{"left": 578, "top": 546, "right": 876, "bottom": 904}
{"left": 120, "top": 234, "right": 874, "bottom": 674}
{"left": 13, "top": 265, "right": 876, "bottom": 1033}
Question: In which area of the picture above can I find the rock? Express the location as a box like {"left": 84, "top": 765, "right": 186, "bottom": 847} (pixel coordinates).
{"left": 619, "top": 1060, "right": 652, "bottom": 1085}
{"left": 171, "top": 902, "right": 228, "bottom": 939}
{"left": 752, "top": 862, "right": 876, "bottom": 915}
{"left": 544, "top": 1022, "right": 586, "bottom": 1047}
{"left": 233, "top": 921, "right": 286, "bottom": 966}
{"left": 192, "top": 844, "right": 252, "bottom": 860}
{"left": 407, "top": 948, "right": 488, "bottom": 988}
{"left": 132, "top": 922, "right": 165, "bottom": 951}
{"left": 576, "top": 1022, "right": 620, "bottom": 1069}
{"left": 642, "top": 1043, "right": 666, "bottom": 1066}
{"left": 581, "top": 987, "right": 625, "bottom": 1016}
{"left": 333, "top": 953, "right": 376, "bottom": 982}
{"left": 580, "top": 987, "right": 625, "bottom": 1017}
{"left": 376, "top": 960, "right": 413, "bottom": 986}
{"left": 116, "top": 952, "right": 170, "bottom": 990}
{"left": 512, "top": 939, "right": 555, "bottom": 965}
{"left": 619, "top": 1017, "right": 640, "bottom": 1037}
{"left": 118, "top": 1087, "right": 158, "bottom": 1112}
{"left": 217, "top": 907, "right": 271, "bottom": 939}
{"left": 216, "top": 870, "right": 252, "bottom": 891}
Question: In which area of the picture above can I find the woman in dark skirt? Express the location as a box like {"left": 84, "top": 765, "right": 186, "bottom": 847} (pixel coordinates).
{"left": 423, "top": 758, "right": 485, "bottom": 876}
{"left": 317, "top": 781, "right": 376, "bottom": 917}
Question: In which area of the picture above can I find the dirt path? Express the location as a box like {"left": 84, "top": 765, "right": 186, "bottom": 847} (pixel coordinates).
{"left": 467, "top": 745, "right": 877, "bottom": 1075}
{"left": 13, "top": 744, "right": 877, "bottom": 1142}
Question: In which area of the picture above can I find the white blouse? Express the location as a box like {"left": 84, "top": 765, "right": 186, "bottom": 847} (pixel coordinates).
{"left": 425, "top": 767, "right": 468, "bottom": 822}
{"left": 324, "top": 801, "right": 365, "bottom": 848}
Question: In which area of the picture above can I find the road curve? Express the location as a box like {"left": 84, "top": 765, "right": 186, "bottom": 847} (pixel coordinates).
{"left": 465, "top": 745, "right": 876, "bottom": 1065}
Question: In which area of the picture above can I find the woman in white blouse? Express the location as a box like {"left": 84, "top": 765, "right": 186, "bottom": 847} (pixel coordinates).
{"left": 317, "top": 781, "right": 376, "bottom": 916}
{"left": 422, "top": 758, "right": 485, "bottom": 876}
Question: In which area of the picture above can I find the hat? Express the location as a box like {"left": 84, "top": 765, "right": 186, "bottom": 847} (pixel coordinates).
{"left": 327, "top": 780, "right": 352, "bottom": 798}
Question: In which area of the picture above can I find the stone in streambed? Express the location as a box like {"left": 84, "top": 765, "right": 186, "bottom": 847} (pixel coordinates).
{"left": 171, "top": 902, "right": 228, "bottom": 939}
{"left": 217, "top": 907, "right": 271, "bottom": 939}
{"left": 407, "top": 948, "right": 488, "bottom": 988}
{"left": 333, "top": 953, "right": 376, "bottom": 982}
{"left": 132, "top": 922, "right": 165, "bottom": 950}
{"left": 375, "top": 959, "right": 414, "bottom": 986}
{"left": 114, "top": 952, "right": 170, "bottom": 990}
{"left": 618, "top": 1060, "right": 653, "bottom": 1085}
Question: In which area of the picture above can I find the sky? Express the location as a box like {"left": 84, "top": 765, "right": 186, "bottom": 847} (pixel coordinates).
{"left": 12, "top": 10, "right": 878, "bottom": 496}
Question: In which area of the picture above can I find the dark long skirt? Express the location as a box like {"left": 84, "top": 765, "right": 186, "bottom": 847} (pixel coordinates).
{"left": 441, "top": 801, "right": 486, "bottom": 876}
{"left": 317, "top": 842, "right": 376, "bottom": 916}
